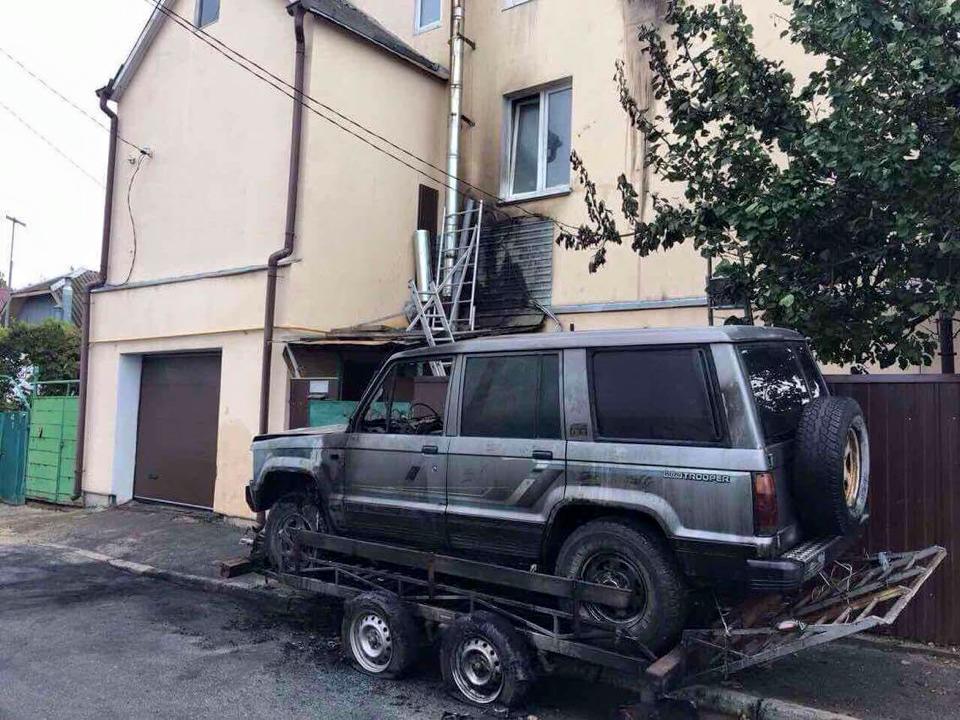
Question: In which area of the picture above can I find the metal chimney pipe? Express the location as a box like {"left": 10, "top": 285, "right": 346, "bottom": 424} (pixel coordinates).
{"left": 442, "top": 0, "right": 466, "bottom": 285}
{"left": 413, "top": 230, "right": 432, "bottom": 299}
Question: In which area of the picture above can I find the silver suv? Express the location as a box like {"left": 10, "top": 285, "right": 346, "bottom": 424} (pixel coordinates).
{"left": 247, "top": 326, "right": 870, "bottom": 651}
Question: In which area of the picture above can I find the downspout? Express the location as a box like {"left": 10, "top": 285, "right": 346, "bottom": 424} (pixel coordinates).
{"left": 73, "top": 82, "right": 119, "bottom": 500}
{"left": 441, "top": 0, "right": 466, "bottom": 286}
{"left": 257, "top": 3, "right": 306, "bottom": 522}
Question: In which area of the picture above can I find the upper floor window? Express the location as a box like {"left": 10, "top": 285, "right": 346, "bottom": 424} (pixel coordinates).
{"left": 195, "top": 0, "right": 220, "bottom": 28}
{"left": 415, "top": 0, "right": 442, "bottom": 33}
{"left": 504, "top": 82, "right": 572, "bottom": 201}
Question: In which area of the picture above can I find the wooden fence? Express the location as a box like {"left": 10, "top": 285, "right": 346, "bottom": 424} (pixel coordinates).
{"left": 826, "top": 374, "right": 960, "bottom": 646}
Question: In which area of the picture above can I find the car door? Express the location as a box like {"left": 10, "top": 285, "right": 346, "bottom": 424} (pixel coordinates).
{"left": 445, "top": 352, "right": 566, "bottom": 564}
{"left": 342, "top": 355, "right": 453, "bottom": 548}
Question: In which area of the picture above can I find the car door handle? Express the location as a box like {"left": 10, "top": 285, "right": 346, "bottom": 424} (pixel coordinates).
{"left": 421, "top": 445, "right": 439, "bottom": 455}
{"left": 531, "top": 450, "right": 553, "bottom": 461}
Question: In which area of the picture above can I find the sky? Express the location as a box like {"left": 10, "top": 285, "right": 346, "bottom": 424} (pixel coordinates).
{"left": 0, "top": 0, "right": 153, "bottom": 288}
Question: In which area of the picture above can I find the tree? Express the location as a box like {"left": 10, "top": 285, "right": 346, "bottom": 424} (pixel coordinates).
{"left": 560, "top": 0, "right": 960, "bottom": 369}
{"left": 0, "top": 320, "right": 81, "bottom": 409}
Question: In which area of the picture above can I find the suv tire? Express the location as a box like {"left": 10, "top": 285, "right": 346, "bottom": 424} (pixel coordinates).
{"left": 263, "top": 492, "right": 326, "bottom": 571}
{"left": 793, "top": 396, "right": 869, "bottom": 535}
{"left": 555, "top": 519, "right": 687, "bottom": 653}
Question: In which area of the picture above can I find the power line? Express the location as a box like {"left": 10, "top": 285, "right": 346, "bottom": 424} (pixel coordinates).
{"left": 0, "top": 45, "right": 147, "bottom": 154}
{"left": 142, "top": 0, "right": 583, "bottom": 234}
{"left": 0, "top": 98, "right": 104, "bottom": 188}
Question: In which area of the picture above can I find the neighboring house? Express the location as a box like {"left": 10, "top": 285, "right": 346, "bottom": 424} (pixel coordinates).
{"left": 4, "top": 269, "right": 99, "bottom": 326}
{"left": 79, "top": 0, "right": 815, "bottom": 518}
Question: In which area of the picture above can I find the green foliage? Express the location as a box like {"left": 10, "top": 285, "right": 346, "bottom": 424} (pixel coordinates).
{"left": 559, "top": 0, "right": 960, "bottom": 368}
{"left": 0, "top": 320, "right": 81, "bottom": 409}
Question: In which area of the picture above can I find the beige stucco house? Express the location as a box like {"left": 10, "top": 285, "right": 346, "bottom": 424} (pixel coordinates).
{"left": 79, "top": 0, "right": 822, "bottom": 519}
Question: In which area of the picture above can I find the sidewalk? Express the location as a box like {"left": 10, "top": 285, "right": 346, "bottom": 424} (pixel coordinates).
{"left": 2, "top": 502, "right": 958, "bottom": 720}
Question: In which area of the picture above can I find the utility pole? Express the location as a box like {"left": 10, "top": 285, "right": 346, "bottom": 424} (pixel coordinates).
{"left": 4, "top": 215, "right": 25, "bottom": 327}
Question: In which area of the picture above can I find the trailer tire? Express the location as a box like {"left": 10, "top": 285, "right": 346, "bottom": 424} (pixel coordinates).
{"left": 555, "top": 520, "right": 687, "bottom": 654}
{"left": 793, "top": 396, "right": 870, "bottom": 536}
{"left": 441, "top": 611, "right": 533, "bottom": 708}
{"left": 263, "top": 492, "right": 326, "bottom": 571}
{"left": 342, "top": 592, "right": 421, "bottom": 679}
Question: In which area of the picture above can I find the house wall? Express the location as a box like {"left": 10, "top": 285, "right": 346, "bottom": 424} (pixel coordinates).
{"left": 354, "top": 0, "right": 817, "bottom": 329}
{"left": 13, "top": 295, "right": 62, "bottom": 325}
{"left": 84, "top": 0, "right": 448, "bottom": 519}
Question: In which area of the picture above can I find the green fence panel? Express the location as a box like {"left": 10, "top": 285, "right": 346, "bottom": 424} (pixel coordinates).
{"left": 25, "top": 396, "right": 80, "bottom": 506}
{"left": 0, "top": 412, "right": 29, "bottom": 505}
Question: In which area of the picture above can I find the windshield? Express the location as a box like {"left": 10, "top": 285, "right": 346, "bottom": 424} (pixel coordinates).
{"left": 740, "top": 343, "right": 824, "bottom": 443}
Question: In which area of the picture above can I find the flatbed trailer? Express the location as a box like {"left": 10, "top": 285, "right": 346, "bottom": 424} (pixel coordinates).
{"left": 263, "top": 529, "right": 946, "bottom": 709}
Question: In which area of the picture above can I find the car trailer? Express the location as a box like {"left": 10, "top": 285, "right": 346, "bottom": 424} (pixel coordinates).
{"left": 262, "top": 530, "right": 946, "bottom": 710}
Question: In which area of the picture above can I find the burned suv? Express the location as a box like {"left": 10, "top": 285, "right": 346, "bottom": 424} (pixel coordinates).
{"left": 247, "top": 327, "right": 869, "bottom": 651}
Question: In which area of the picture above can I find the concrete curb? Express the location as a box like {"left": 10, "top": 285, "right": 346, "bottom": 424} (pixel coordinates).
{"left": 675, "top": 685, "right": 860, "bottom": 720}
{"left": 2, "top": 539, "right": 316, "bottom": 615}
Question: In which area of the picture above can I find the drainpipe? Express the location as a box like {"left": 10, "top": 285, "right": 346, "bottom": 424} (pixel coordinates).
{"left": 257, "top": 4, "right": 307, "bottom": 522}
{"left": 73, "top": 82, "right": 120, "bottom": 501}
{"left": 441, "top": 0, "right": 466, "bottom": 287}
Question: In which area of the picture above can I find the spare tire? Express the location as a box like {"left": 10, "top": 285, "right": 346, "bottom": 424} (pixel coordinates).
{"left": 792, "top": 396, "right": 869, "bottom": 535}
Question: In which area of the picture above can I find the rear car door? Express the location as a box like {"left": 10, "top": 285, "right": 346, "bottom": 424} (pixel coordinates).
{"left": 445, "top": 352, "right": 565, "bottom": 564}
{"left": 342, "top": 356, "right": 453, "bottom": 548}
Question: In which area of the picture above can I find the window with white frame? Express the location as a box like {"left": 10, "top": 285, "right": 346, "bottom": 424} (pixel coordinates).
{"left": 195, "top": 0, "right": 220, "bottom": 28}
{"left": 415, "top": 0, "right": 441, "bottom": 33}
{"left": 504, "top": 83, "right": 573, "bottom": 200}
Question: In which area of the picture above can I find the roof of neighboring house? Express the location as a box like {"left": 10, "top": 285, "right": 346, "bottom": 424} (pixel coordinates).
{"left": 111, "top": 0, "right": 448, "bottom": 101}
{"left": 7, "top": 269, "right": 100, "bottom": 326}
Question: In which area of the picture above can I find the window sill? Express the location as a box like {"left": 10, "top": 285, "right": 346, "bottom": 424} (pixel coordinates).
{"left": 498, "top": 186, "right": 571, "bottom": 207}
{"left": 414, "top": 21, "right": 441, "bottom": 35}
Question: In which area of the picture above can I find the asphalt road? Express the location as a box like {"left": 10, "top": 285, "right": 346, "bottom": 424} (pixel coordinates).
{"left": 0, "top": 543, "right": 663, "bottom": 720}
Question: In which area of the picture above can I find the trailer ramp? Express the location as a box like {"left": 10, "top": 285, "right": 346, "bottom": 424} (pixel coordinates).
{"left": 681, "top": 546, "right": 946, "bottom": 682}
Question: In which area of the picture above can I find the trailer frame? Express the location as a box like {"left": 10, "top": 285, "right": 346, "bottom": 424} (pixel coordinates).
{"left": 262, "top": 529, "right": 947, "bottom": 706}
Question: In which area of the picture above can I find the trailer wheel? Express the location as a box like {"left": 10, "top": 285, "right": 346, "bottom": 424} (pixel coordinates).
{"left": 555, "top": 520, "right": 687, "bottom": 654}
{"left": 441, "top": 611, "right": 533, "bottom": 708}
{"left": 342, "top": 592, "right": 421, "bottom": 679}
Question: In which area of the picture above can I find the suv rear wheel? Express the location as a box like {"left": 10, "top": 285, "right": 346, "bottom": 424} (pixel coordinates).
{"left": 555, "top": 519, "right": 687, "bottom": 653}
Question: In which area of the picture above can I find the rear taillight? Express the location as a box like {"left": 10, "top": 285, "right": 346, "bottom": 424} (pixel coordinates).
{"left": 752, "top": 471, "right": 779, "bottom": 535}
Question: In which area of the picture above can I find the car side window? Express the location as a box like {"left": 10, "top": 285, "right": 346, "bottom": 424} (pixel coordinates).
{"left": 460, "top": 354, "right": 561, "bottom": 439}
{"left": 591, "top": 347, "right": 721, "bottom": 444}
{"left": 357, "top": 358, "right": 451, "bottom": 435}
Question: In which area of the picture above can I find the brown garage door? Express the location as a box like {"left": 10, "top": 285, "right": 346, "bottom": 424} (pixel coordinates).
{"left": 133, "top": 353, "right": 222, "bottom": 509}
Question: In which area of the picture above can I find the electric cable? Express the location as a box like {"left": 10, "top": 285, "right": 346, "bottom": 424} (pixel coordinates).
{"left": 0, "top": 98, "right": 104, "bottom": 187}
{"left": 0, "top": 45, "right": 148, "bottom": 154}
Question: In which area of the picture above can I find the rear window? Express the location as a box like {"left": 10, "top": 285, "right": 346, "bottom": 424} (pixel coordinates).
{"left": 590, "top": 347, "right": 721, "bottom": 444}
{"left": 739, "top": 344, "right": 818, "bottom": 442}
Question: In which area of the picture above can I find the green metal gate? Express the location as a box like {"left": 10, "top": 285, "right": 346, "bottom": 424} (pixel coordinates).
{"left": 25, "top": 381, "right": 80, "bottom": 506}
{"left": 0, "top": 411, "right": 29, "bottom": 505}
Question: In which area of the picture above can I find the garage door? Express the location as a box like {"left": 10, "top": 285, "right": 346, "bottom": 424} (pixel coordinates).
{"left": 133, "top": 353, "right": 222, "bottom": 509}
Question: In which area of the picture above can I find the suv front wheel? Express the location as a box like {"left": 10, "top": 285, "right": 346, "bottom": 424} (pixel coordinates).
{"left": 555, "top": 519, "right": 687, "bottom": 653}
{"left": 263, "top": 492, "right": 327, "bottom": 571}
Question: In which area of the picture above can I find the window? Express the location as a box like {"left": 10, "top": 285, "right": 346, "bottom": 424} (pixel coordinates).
{"left": 195, "top": 0, "right": 219, "bottom": 28}
{"left": 739, "top": 344, "right": 813, "bottom": 443}
{"left": 357, "top": 358, "right": 451, "bottom": 435}
{"left": 591, "top": 348, "right": 721, "bottom": 444}
{"left": 461, "top": 354, "right": 561, "bottom": 439}
{"left": 505, "top": 83, "right": 573, "bottom": 199}
{"left": 415, "top": 0, "right": 441, "bottom": 32}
